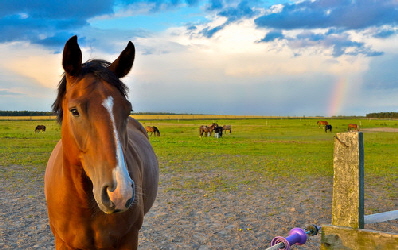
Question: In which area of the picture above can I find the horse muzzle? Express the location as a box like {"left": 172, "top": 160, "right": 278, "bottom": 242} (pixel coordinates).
{"left": 97, "top": 181, "right": 135, "bottom": 214}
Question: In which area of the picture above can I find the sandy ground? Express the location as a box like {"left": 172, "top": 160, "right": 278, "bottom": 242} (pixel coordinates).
{"left": 1, "top": 163, "right": 397, "bottom": 249}
{"left": 360, "top": 127, "right": 398, "bottom": 133}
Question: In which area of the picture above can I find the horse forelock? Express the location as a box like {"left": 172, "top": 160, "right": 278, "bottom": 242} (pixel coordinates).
{"left": 52, "top": 59, "right": 129, "bottom": 123}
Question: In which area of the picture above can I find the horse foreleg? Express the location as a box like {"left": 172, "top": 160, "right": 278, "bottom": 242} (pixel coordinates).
{"left": 118, "top": 227, "right": 140, "bottom": 250}
{"left": 54, "top": 234, "right": 73, "bottom": 250}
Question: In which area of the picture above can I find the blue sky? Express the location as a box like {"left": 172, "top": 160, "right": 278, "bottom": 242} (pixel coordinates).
{"left": 1, "top": 0, "right": 398, "bottom": 116}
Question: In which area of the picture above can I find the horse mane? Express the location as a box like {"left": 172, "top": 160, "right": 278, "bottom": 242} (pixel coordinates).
{"left": 52, "top": 59, "right": 129, "bottom": 123}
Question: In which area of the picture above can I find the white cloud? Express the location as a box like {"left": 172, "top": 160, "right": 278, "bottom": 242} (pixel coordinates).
{"left": 132, "top": 15, "right": 371, "bottom": 82}
{"left": 0, "top": 42, "right": 63, "bottom": 89}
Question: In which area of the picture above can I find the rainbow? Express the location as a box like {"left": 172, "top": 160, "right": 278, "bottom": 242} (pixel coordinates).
{"left": 327, "top": 77, "right": 348, "bottom": 117}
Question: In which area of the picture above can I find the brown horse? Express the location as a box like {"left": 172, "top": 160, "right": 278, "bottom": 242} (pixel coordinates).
{"left": 35, "top": 125, "right": 46, "bottom": 132}
{"left": 45, "top": 36, "right": 159, "bottom": 250}
{"left": 317, "top": 121, "right": 328, "bottom": 128}
{"left": 145, "top": 126, "right": 160, "bottom": 136}
{"left": 199, "top": 123, "right": 217, "bottom": 137}
{"left": 348, "top": 124, "right": 359, "bottom": 131}
{"left": 222, "top": 125, "right": 232, "bottom": 133}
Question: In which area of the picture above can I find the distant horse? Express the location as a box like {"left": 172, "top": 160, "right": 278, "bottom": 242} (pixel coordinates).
{"left": 199, "top": 123, "right": 218, "bottom": 137}
{"left": 222, "top": 125, "right": 232, "bottom": 133}
{"left": 146, "top": 126, "right": 160, "bottom": 136}
{"left": 199, "top": 125, "right": 211, "bottom": 137}
{"left": 35, "top": 125, "right": 46, "bottom": 133}
{"left": 325, "top": 124, "right": 332, "bottom": 133}
{"left": 214, "top": 125, "right": 223, "bottom": 138}
{"left": 348, "top": 124, "right": 359, "bottom": 131}
{"left": 45, "top": 36, "right": 159, "bottom": 250}
{"left": 317, "top": 121, "right": 328, "bottom": 128}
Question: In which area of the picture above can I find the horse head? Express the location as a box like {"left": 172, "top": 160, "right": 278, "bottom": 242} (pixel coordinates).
{"left": 57, "top": 36, "right": 136, "bottom": 214}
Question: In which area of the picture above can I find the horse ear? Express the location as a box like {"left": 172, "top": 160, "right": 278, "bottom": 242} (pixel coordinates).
{"left": 108, "top": 41, "right": 135, "bottom": 78}
{"left": 63, "top": 35, "right": 82, "bottom": 76}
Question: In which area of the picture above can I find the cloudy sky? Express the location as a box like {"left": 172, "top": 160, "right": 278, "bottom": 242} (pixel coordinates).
{"left": 1, "top": 0, "right": 398, "bottom": 116}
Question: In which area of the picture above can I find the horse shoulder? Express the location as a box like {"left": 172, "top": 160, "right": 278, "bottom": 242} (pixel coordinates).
{"left": 126, "top": 118, "right": 159, "bottom": 213}
{"left": 44, "top": 140, "right": 63, "bottom": 199}
{"left": 129, "top": 117, "right": 149, "bottom": 138}
{"left": 45, "top": 140, "right": 88, "bottom": 245}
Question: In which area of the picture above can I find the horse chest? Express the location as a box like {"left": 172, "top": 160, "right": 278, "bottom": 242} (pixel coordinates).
{"left": 57, "top": 209, "right": 141, "bottom": 249}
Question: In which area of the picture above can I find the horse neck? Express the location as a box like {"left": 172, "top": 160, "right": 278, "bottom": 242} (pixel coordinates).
{"left": 56, "top": 136, "right": 93, "bottom": 202}
{"left": 61, "top": 122, "right": 83, "bottom": 166}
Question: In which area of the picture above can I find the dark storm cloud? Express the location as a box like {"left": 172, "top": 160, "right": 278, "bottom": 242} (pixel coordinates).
{"left": 118, "top": 0, "right": 201, "bottom": 12}
{"left": 373, "top": 29, "right": 397, "bottom": 39}
{"left": 258, "top": 28, "right": 384, "bottom": 57}
{"left": 254, "top": 0, "right": 395, "bottom": 57}
{"left": 0, "top": 0, "right": 114, "bottom": 47}
{"left": 200, "top": 0, "right": 260, "bottom": 38}
{"left": 0, "top": 0, "right": 202, "bottom": 48}
{"left": 201, "top": 24, "right": 225, "bottom": 38}
{"left": 0, "top": 0, "right": 114, "bottom": 19}
{"left": 258, "top": 30, "right": 285, "bottom": 42}
{"left": 206, "top": 0, "right": 224, "bottom": 10}
{"left": 254, "top": 0, "right": 398, "bottom": 30}
{"left": 218, "top": 0, "right": 258, "bottom": 22}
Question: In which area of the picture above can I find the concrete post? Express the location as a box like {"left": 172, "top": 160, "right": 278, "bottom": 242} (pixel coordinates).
{"left": 321, "top": 132, "right": 398, "bottom": 249}
{"left": 332, "top": 132, "right": 364, "bottom": 229}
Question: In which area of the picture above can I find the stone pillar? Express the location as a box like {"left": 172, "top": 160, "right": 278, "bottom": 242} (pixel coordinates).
{"left": 321, "top": 132, "right": 398, "bottom": 249}
{"left": 332, "top": 132, "right": 364, "bottom": 229}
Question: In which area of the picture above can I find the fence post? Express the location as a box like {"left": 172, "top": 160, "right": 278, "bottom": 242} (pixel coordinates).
{"left": 332, "top": 132, "right": 364, "bottom": 229}
{"left": 321, "top": 132, "right": 398, "bottom": 250}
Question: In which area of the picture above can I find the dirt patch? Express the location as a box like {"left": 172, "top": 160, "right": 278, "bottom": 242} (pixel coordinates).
{"left": 1, "top": 165, "right": 397, "bottom": 249}
{"left": 360, "top": 127, "right": 398, "bottom": 133}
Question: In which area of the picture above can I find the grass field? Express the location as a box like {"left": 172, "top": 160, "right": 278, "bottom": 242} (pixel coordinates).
{"left": 1, "top": 118, "right": 397, "bottom": 193}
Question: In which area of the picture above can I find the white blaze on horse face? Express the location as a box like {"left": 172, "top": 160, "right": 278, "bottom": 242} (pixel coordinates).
{"left": 102, "top": 96, "right": 134, "bottom": 210}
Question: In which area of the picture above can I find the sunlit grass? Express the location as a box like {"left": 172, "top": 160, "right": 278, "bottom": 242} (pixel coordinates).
{"left": 1, "top": 118, "right": 397, "bottom": 194}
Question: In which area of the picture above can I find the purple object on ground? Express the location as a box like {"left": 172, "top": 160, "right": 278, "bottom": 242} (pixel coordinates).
{"left": 270, "top": 228, "right": 307, "bottom": 250}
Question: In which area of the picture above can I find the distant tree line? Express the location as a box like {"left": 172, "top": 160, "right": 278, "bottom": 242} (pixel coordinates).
{"left": 131, "top": 112, "right": 193, "bottom": 115}
{"left": 0, "top": 111, "right": 53, "bottom": 116}
{"left": 366, "top": 112, "right": 398, "bottom": 118}
{"left": 0, "top": 111, "right": 188, "bottom": 116}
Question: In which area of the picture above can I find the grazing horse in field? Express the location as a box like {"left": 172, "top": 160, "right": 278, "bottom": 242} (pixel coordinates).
{"left": 35, "top": 125, "right": 46, "bottom": 132}
{"left": 199, "top": 125, "right": 211, "bottom": 137}
{"left": 317, "top": 121, "right": 328, "bottom": 128}
{"left": 222, "top": 125, "right": 232, "bottom": 133}
{"left": 145, "top": 126, "right": 160, "bottom": 136}
{"left": 325, "top": 124, "right": 332, "bottom": 133}
{"left": 348, "top": 124, "right": 359, "bottom": 131}
{"left": 199, "top": 123, "right": 218, "bottom": 137}
{"left": 45, "top": 36, "right": 159, "bottom": 250}
{"left": 214, "top": 125, "right": 223, "bottom": 138}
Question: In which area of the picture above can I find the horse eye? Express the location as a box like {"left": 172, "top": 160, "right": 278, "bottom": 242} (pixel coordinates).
{"left": 69, "top": 108, "right": 80, "bottom": 117}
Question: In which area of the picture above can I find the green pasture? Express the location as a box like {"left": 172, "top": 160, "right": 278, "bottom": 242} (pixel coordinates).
{"left": 1, "top": 118, "right": 397, "bottom": 194}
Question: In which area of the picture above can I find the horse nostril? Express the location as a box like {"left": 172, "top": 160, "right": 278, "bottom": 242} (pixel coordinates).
{"left": 101, "top": 186, "right": 114, "bottom": 208}
{"left": 125, "top": 198, "right": 134, "bottom": 208}
{"left": 124, "top": 183, "right": 135, "bottom": 208}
